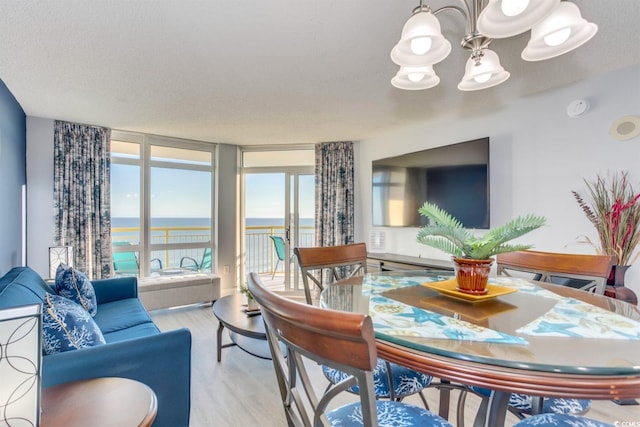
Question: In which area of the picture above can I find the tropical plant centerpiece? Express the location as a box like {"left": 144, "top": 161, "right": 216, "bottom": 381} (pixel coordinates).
{"left": 417, "top": 202, "right": 546, "bottom": 294}
{"left": 572, "top": 171, "right": 640, "bottom": 290}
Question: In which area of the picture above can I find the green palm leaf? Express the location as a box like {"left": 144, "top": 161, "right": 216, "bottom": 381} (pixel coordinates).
{"left": 416, "top": 202, "right": 546, "bottom": 260}
{"left": 415, "top": 233, "right": 465, "bottom": 257}
{"left": 418, "top": 202, "right": 467, "bottom": 230}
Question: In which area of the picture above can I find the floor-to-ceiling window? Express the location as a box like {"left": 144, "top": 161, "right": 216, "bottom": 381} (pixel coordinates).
{"left": 111, "top": 131, "right": 216, "bottom": 277}
{"left": 241, "top": 147, "right": 314, "bottom": 292}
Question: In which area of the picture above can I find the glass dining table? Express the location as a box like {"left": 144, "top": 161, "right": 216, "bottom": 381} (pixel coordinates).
{"left": 320, "top": 270, "right": 640, "bottom": 427}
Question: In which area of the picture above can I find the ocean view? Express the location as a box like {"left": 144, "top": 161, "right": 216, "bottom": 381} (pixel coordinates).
{"left": 112, "top": 217, "right": 315, "bottom": 272}
{"left": 112, "top": 217, "right": 314, "bottom": 228}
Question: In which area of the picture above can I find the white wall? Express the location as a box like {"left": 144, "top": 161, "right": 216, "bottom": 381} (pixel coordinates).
{"left": 356, "top": 64, "right": 640, "bottom": 295}
{"left": 26, "top": 117, "right": 54, "bottom": 278}
{"left": 216, "top": 143, "right": 240, "bottom": 294}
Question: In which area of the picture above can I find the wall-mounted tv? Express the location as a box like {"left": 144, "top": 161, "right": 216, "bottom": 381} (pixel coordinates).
{"left": 372, "top": 137, "right": 489, "bottom": 228}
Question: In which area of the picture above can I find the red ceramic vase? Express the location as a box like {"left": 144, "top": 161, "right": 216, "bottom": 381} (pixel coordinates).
{"left": 453, "top": 257, "right": 494, "bottom": 295}
{"left": 604, "top": 265, "right": 638, "bottom": 306}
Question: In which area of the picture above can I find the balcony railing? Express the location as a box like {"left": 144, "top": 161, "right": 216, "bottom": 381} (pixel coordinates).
{"left": 244, "top": 226, "right": 315, "bottom": 274}
{"left": 112, "top": 225, "right": 314, "bottom": 275}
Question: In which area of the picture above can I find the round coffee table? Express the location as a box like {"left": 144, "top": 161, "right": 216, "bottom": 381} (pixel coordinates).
{"left": 212, "top": 294, "right": 270, "bottom": 361}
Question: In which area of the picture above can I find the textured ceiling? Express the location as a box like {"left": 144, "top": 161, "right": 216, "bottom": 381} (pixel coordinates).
{"left": 0, "top": 1, "right": 638, "bottom": 145}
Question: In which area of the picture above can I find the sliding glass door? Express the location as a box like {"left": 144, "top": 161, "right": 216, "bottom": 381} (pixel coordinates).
{"left": 288, "top": 173, "right": 315, "bottom": 289}
{"left": 241, "top": 149, "right": 314, "bottom": 292}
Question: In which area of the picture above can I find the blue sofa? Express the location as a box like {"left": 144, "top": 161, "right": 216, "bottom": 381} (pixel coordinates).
{"left": 0, "top": 266, "right": 191, "bottom": 427}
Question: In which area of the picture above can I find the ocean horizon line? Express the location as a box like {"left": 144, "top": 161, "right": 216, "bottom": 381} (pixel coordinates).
{"left": 112, "top": 217, "right": 315, "bottom": 227}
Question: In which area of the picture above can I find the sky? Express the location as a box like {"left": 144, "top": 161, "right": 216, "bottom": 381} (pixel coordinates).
{"left": 244, "top": 173, "right": 315, "bottom": 219}
{"left": 111, "top": 164, "right": 211, "bottom": 218}
{"left": 112, "top": 166, "right": 314, "bottom": 219}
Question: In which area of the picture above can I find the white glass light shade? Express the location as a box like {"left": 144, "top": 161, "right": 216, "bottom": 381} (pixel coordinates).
{"left": 49, "top": 245, "right": 74, "bottom": 278}
{"left": 458, "top": 49, "right": 510, "bottom": 91}
{"left": 0, "top": 304, "right": 42, "bottom": 426}
{"left": 477, "top": 0, "right": 560, "bottom": 38}
{"left": 391, "top": 11, "right": 452, "bottom": 66}
{"left": 500, "top": 0, "right": 530, "bottom": 17}
{"left": 522, "top": 1, "right": 597, "bottom": 61}
{"left": 391, "top": 65, "right": 440, "bottom": 90}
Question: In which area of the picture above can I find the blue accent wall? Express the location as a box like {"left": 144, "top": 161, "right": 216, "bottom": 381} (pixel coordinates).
{"left": 0, "top": 80, "right": 26, "bottom": 276}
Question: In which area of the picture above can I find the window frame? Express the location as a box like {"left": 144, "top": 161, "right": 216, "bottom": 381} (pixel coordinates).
{"left": 111, "top": 130, "right": 217, "bottom": 277}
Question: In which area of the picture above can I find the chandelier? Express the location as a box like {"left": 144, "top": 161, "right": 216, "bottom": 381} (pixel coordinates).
{"left": 391, "top": 0, "right": 598, "bottom": 91}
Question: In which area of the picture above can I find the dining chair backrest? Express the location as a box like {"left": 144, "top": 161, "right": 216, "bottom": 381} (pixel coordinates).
{"left": 294, "top": 242, "right": 368, "bottom": 305}
{"left": 496, "top": 250, "right": 615, "bottom": 295}
{"left": 247, "top": 272, "right": 379, "bottom": 426}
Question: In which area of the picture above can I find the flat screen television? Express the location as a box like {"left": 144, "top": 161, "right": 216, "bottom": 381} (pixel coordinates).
{"left": 372, "top": 137, "right": 489, "bottom": 228}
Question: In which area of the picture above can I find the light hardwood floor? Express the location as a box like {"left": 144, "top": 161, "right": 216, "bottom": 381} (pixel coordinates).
{"left": 150, "top": 303, "right": 639, "bottom": 427}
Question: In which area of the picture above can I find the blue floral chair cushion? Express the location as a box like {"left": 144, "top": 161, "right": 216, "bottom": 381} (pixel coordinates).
{"left": 327, "top": 400, "right": 451, "bottom": 427}
{"left": 471, "top": 386, "right": 591, "bottom": 415}
{"left": 54, "top": 264, "right": 97, "bottom": 316}
{"left": 42, "top": 293, "right": 105, "bottom": 355}
{"left": 323, "top": 358, "right": 432, "bottom": 399}
{"left": 514, "top": 414, "right": 614, "bottom": 427}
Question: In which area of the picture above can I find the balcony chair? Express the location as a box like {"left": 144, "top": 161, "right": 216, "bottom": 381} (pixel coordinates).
{"left": 456, "top": 250, "right": 616, "bottom": 425}
{"left": 246, "top": 272, "right": 452, "bottom": 427}
{"left": 293, "top": 243, "right": 435, "bottom": 409}
{"left": 268, "top": 236, "right": 294, "bottom": 280}
{"left": 112, "top": 242, "right": 162, "bottom": 276}
{"left": 180, "top": 247, "right": 212, "bottom": 272}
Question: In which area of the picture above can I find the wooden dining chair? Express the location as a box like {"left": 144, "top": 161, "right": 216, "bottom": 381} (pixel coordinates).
{"left": 457, "top": 386, "right": 593, "bottom": 427}
{"left": 514, "top": 413, "right": 614, "bottom": 427}
{"left": 294, "top": 243, "right": 434, "bottom": 408}
{"left": 496, "top": 250, "right": 615, "bottom": 295}
{"left": 293, "top": 242, "right": 368, "bottom": 305}
{"left": 247, "top": 272, "right": 452, "bottom": 427}
{"left": 456, "top": 250, "right": 615, "bottom": 426}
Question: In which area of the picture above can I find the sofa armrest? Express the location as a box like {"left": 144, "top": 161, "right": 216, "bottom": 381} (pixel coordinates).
{"left": 91, "top": 276, "right": 138, "bottom": 304}
{"left": 43, "top": 328, "right": 191, "bottom": 427}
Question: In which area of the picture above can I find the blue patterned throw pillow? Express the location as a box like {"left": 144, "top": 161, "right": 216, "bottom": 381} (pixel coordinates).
{"left": 42, "top": 293, "right": 106, "bottom": 355}
{"left": 54, "top": 264, "right": 97, "bottom": 316}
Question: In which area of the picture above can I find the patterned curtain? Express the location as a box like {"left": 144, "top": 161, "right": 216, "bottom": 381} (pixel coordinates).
{"left": 315, "top": 141, "right": 355, "bottom": 247}
{"left": 53, "top": 121, "right": 111, "bottom": 279}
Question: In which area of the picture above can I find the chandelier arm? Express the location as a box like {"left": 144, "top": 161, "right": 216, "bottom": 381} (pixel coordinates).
{"left": 431, "top": 0, "right": 485, "bottom": 36}
{"left": 432, "top": 1, "right": 492, "bottom": 51}
{"left": 432, "top": 5, "right": 472, "bottom": 35}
